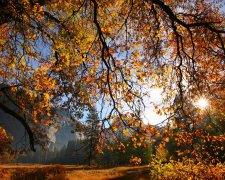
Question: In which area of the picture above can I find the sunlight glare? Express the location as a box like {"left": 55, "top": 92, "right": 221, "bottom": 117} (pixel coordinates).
{"left": 196, "top": 98, "right": 209, "bottom": 110}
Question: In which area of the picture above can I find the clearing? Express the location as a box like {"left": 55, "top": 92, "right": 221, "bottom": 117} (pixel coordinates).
{"left": 0, "top": 164, "right": 150, "bottom": 180}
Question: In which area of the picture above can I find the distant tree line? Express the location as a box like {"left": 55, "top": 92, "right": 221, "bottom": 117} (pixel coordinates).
{"left": 18, "top": 107, "right": 153, "bottom": 165}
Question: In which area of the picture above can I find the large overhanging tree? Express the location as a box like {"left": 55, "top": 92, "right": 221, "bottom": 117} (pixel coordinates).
{"left": 0, "top": 0, "right": 224, "bottom": 157}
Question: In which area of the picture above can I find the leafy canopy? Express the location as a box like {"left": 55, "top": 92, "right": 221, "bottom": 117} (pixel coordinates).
{"left": 0, "top": 0, "right": 224, "bottom": 155}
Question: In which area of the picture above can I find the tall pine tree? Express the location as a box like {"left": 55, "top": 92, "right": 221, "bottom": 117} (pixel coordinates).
{"left": 83, "top": 106, "right": 100, "bottom": 166}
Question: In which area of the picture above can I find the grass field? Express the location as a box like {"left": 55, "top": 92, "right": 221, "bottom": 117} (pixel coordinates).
{"left": 0, "top": 164, "right": 150, "bottom": 180}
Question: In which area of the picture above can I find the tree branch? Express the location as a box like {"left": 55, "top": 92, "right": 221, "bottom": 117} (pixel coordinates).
{"left": 0, "top": 103, "right": 36, "bottom": 151}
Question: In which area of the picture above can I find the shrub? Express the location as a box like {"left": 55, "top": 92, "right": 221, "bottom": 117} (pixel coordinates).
{"left": 0, "top": 169, "right": 9, "bottom": 179}
{"left": 149, "top": 158, "right": 225, "bottom": 179}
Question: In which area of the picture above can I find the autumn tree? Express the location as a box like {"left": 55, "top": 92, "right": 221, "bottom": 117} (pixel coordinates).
{"left": 0, "top": 126, "right": 15, "bottom": 163}
{"left": 0, "top": 0, "right": 224, "bottom": 158}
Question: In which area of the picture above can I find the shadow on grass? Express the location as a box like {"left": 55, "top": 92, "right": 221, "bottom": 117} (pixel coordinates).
{"left": 109, "top": 168, "right": 150, "bottom": 180}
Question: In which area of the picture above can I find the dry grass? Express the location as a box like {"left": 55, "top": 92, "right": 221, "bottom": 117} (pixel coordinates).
{"left": 0, "top": 164, "right": 150, "bottom": 180}
{"left": 67, "top": 166, "right": 150, "bottom": 180}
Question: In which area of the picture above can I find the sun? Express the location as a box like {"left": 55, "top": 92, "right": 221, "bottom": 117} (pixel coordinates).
{"left": 196, "top": 98, "right": 209, "bottom": 110}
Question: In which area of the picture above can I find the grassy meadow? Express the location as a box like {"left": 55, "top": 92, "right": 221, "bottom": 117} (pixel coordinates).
{"left": 0, "top": 164, "right": 150, "bottom": 180}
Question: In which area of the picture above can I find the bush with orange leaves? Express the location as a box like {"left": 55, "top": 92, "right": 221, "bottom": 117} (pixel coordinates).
{"left": 130, "top": 156, "right": 142, "bottom": 166}
{"left": 149, "top": 158, "right": 225, "bottom": 179}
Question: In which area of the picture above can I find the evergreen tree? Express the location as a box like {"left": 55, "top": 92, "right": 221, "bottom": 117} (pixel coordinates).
{"left": 83, "top": 106, "right": 100, "bottom": 166}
